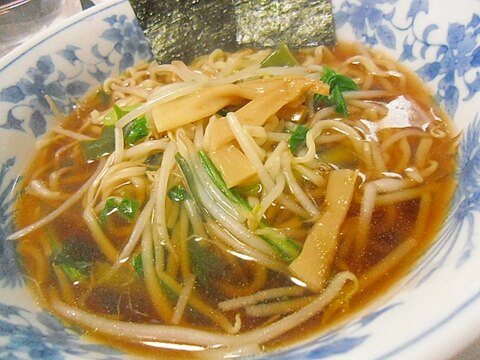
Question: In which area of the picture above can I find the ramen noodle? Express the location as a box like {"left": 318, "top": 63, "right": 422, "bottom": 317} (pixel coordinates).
{"left": 11, "top": 42, "right": 457, "bottom": 358}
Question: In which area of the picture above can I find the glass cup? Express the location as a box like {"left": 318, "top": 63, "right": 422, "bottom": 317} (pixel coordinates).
{"left": 0, "top": 0, "right": 69, "bottom": 56}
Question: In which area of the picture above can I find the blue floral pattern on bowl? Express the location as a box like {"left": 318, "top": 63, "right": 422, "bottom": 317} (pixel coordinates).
{"left": 0, "top": 0, "right": 479, "bottom": 359}
{"left": 0, "top": 302, "right": 123, "bottom": 359}
{"left": 335, "top": 0, "right": 480, "bottom": 116}
{"left": 0, "top": 12, "right": 151, "bottom": 138}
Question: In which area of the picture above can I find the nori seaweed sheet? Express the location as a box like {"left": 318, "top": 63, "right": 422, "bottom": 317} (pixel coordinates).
{"left": 129, "top": 0, "right": 335, "bottom": 64}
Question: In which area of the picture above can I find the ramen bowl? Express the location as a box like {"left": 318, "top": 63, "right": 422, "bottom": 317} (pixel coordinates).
{"left": 0, "top": 0, "right": 479, "bottom": 359}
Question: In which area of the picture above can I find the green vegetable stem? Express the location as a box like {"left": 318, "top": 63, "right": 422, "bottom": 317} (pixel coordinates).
{"left": 261, "top": 43, "right": 299, "bottom": 68}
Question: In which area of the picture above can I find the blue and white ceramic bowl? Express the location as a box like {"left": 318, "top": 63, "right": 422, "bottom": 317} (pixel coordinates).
{"left": 1, "top": 0, "right": 480, "bottom": 359}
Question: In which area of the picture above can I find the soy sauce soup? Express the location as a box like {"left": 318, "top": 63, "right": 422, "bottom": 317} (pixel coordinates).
{"left": 13, "top": 42, "right": 457, "bottom": 358}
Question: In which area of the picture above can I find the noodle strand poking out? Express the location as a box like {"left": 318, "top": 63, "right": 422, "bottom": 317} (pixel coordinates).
{"left": 13, "top": 42, "right": 457, "bottom": 358}
{"left": 51, "top": 272, "right": 356, "bottom": 349}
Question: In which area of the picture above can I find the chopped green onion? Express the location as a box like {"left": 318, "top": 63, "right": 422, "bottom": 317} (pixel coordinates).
{"left": 55, "top": 260, "right": 90, "bottom": 282}
{"left": 261, "top": 43, "right": 299, "bottom": 68}
{"left": 117, "top": 198, "right": 139, "bottom": 221}
{"left": 257, "top": 228, "right": 302, "bottom": 263}
{"left": 99, "top": 198, "right": 118, "bottom": 225}
{"left": 114, "top": 104, "right": 130, "bottom": 120}
{"left": 159, "top": 278, "right": 178, "bottom": 302}
{"left": 103, "top": 104, "right": 140, "bottom": 126}
{"left": 188, "top": 238, "right": 226, "bottom": 288}
{"left": 124, "top": 117, "right": 149, "bottom": 145}
{"left": 132, "top": 253, "right": 143, "bottom": 277}
{"left": 145, "top": 152, "right": 163, "bottom": 169}
{"left": 168, "top": 185, "right": 190, "bottom": 202}
{"left": 322, "top": 67, "right": 358, "bottom": 92}
{"left": 52, "top": 237, "right": 100, "bottom": 283}
{"left": 315, "top": 66, "right": 359, "bottom": 117}
{"left": 96, "top": 89, "right": 112, "bottom": 107}
{"left": 99, "top": 197, "right": 139, "bottom": 225}
{"left": 314, "top": 93, "right": 331, "bottom": 108}
{"left": 81, "top": 104, "right": 148, "bottom": 161}
{"left": 288, "top": 125, "right": 309, "bottom": 154}
{"left": 332, "top": 86, "right": 349, "bottom": 118}
{"left": 111, "top": 104, "right": 149, "bottom": 145}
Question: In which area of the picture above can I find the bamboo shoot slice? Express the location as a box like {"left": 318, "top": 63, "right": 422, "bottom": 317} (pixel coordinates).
{"left": 289, "top": 169, "right": 357, "bottom": 292}
{"left": 208, "top": 78, "right": 328, "bottom": 150}
{"left": 152, "top": 84, "right": 256, "bottom": 133}
{"left": 210, "top": 144, "right": 257, "bottom": 188}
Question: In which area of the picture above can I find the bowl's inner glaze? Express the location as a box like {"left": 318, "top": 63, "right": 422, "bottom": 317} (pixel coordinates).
{"left": 0, "top": 1, "right": 479, "bottom": 359}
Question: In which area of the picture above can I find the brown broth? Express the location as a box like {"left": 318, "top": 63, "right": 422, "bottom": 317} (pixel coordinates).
{"left": 15, "top": 43, "right": 457, "bottom": 358}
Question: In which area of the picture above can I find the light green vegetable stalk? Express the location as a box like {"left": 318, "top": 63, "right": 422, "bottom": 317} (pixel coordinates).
{"left": 198, "top": 150, "right": 250, "bottom": 209}
{"left": 197, "top": 151, "right": 302, "bottom": 262}
{"left": 261, "top": 43, "right": 299, "bottom": 68}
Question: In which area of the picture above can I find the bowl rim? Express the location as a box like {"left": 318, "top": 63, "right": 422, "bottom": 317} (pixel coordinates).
{"left": 0, "top": 0, "right": 480, "bottom": 359}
